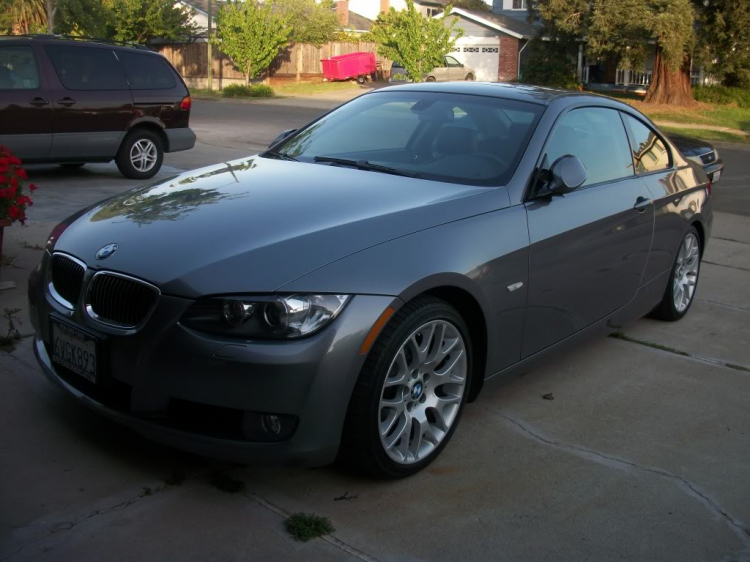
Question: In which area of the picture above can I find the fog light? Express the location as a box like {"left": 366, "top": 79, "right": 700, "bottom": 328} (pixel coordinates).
{"left": 242, "top": 411, "right": 298, "bottom": 442}
{"left": 261, "top": 414, "right": 282, "bottom": 436}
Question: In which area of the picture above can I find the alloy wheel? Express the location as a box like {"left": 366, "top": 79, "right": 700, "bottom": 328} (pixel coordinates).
{"left": 130, "top": 139, "right": 158, "bottom": 173}
{"left": 378, "top": 319, "right": 467, "bottom": 464}
{"left": 673, "top": 232, "right": 700, "bottom": 313}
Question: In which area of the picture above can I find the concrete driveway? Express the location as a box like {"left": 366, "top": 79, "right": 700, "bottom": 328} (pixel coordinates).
{"left": 1, "top": 98, "right": 749, "bottom": 562}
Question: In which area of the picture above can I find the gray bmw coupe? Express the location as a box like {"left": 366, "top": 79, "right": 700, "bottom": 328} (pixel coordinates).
{"left": 29, "top": 83, "right": 712, "bottom": 478}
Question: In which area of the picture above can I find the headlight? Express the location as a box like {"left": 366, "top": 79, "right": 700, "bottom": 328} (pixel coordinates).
{"left": 181, "top": 294, "right": 350, "bottom": 339}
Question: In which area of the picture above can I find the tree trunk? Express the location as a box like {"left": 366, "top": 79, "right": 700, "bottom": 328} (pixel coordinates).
{"left": 644, "top": 47, "right": 693, "bottom": 106}
{"left": 246, "top": 68, "right": 251, "bottom": 85}
{"left": 46, "top": 0, "right": 56, "bottom": 33}
{"left": 296, "top": 44, "right": 302, "bottom": 82}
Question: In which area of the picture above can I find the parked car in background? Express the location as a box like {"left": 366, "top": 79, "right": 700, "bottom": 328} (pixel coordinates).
{"left": 0, "top": 35, "right": 195, "bottom": 179}
{"left": 390, "top": 57, "right": 476, "bottom": 83}
{"left": 668, "top": 134, "right": 724, "bottom": 183}
{"left": 30, "top": 83, "right": 712, "bottom": 478}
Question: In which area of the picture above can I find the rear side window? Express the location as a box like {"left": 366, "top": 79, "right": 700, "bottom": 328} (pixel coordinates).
{"left": 622, "top": 114, "right": 671, "bottom": 174}
{"left": 0, "top": 46, "right": 40, "bottom": 90}
{"left": 117, "top": 52, "right": 176, "bottom": 90}
{"left": 45, "top": 46, "right": 128, "bottom": 90}
{"left": 545, "top": 107, "right": 634, "bottom": 187}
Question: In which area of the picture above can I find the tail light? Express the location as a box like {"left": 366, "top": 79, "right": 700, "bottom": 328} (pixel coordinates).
{"left": 706, "top": 180, "right": 712, "bottom": 197}
{"left": 180, "top": 96, "right": 192, "bottom": 110}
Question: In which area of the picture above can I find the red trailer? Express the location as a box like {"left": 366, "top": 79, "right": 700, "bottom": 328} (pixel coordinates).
{"left": 321, "top": 52, "right": 377, "bottom": 84}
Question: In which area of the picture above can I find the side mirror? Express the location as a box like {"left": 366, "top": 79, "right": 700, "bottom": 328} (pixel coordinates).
{"left": 548, "top": 155, "right": 587, "bottom": 195}
{"left": 269, "top": 129, "right": 297, "bottom": 148}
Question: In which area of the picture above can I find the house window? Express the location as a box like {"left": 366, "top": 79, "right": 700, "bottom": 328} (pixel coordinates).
{"left": 511, "top": 0, "right": 527, "bottom": 9}
{"left": 426, "top": 7, "right": 442, "bottom": 17}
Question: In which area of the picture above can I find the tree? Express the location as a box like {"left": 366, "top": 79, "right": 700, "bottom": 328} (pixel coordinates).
{"left": 693, "top": 0, "right": 750, "bottom": 88}
{"left": 211, "top": 0, "right": 290, "bottom": 84}
{"left": 529, "top": 0, "right": 696, "bottom": 105}
{"left": 0, "top": 0, "right": 46, "bottom": 33}
{"left": 367, "top": 0, "right": 462, "bottom": 83}
{"left": 106, "top": 0, "right": 198, "bottom": 43}
{"left": 272, "top": 0, "right": 340, "bottom": 81}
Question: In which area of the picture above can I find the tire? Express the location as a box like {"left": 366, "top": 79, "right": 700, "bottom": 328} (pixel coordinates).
{"left": 650, "top": 226, "right": 702, "bottom": 321}
{"left": 339, "top": 296, "right": 472, "bottom": 478}
{"left": 357, "top": 75, "right": 366, "bottom": 84}
{"left": 60, "top": 163, "right": 85, "bottom": 169}
{"left": 465, "top": 73, "right": 475, "bottom": 81}
{"left": 116, "top": 129, "right": 164, "bottom": 180}
{"left": 426, "top": 76, "right": 436, "bottom": 82}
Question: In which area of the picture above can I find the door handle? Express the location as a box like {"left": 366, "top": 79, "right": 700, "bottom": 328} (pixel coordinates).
{"left": 29, "top": 97, "right": 49, "bottom": 107}
{"left": 633, "top": 196, "right": 652, "bottom": 213}
{"left": 57, "top": 98, "right": 76, "bottom": 107}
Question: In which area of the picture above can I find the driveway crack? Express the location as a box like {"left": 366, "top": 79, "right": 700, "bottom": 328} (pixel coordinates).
{"left": 484, "top": 407, "right": 750, "bottom": 549}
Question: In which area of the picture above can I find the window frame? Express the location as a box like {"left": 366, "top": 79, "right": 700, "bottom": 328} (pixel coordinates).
{"left": 44, "top": 45, "right": 129, "bottom": 91}
{"left": 511, "top": 0, "right": 528, "bottom": 10}
{"left": 444, "top": 56, "right": 462, "bottom": 68}
{"left": 532, "top": 105, "right": 636, "bottom": 194}
{"left": 619, "top": 111, "right": 674, "bottom": 178}
{"left": 0, "top": 45, "right": 42, "bottom": 92}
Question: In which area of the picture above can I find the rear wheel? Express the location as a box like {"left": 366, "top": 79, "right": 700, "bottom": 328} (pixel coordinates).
{"left": 465, "top": 73, "right": 475, "bottom": 81}
{"left": 339, "top": 297, "right": 471, "bottom": 478}
{"left": 357, "top": 75, "right": 367, "bottom": 84}
{"left": 426, "top": 76, "right": 436, "bottom": 82}
{"left": 650, "top": 227, "right": 701, "bottom": 321}
{"left": 116, "top": 129, "right": 164, "bottom": 180}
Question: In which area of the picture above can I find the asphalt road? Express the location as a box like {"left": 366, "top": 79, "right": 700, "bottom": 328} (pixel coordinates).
{"left": 1, "top": 97, "right": 749, "bottom": 562}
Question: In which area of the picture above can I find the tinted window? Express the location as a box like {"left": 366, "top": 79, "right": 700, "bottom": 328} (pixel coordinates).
{"left": 275, "top": 91, "right": 544, "bottom": 187}
{"left": 622, "top": 114, "right": 671, "bottom": 174}
{"left": 0, "top": 47, "right": 40, "bottom": 90}
{"left": 45, "top": 46, "right": 128, "bottom": 90}
{"left": 117, "top": 52, "right": 176, "bottom": 90}
{"left": 545, "top": 107, "right": 634, "bottom": 186}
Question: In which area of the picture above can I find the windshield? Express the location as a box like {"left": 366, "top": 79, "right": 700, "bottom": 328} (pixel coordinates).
{"left": 271, "top": 91, "right": 544, "bottom": 187}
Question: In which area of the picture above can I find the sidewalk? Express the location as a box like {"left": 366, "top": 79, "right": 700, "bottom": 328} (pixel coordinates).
{"left": 654, "top": 120, "right": 749, "bottom": 137}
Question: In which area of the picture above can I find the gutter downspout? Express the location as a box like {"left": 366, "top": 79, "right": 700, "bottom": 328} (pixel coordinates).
{"left": 517, "top": 39, "right": 529, "bottom": 82}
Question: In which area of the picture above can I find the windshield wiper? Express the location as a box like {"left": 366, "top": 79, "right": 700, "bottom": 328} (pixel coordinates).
{"left": 262, "top": 150, "right": 298, "bottom": 162}
{"left": 313, "top": 156, "right": 421, "bottom": 178}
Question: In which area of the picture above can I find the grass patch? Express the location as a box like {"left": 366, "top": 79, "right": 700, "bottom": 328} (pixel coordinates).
{"left": 211, "top": 472, "right": 245, "bottom": 494}
{"left": 285, "top": 513, "right": 335, "bottom": 542}
{"left": 660, "top": 126, "right": 749, "bottom": 144}
{"left": 274, "top": 80, "right": 361, "bottom": 96}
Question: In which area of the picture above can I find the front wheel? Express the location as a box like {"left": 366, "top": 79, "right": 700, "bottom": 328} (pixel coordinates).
{"left": 339, "top": 297, "right": 471, "bottom": 478}
{"left": 650, "top": 227, "right": 701, "bottom": 321}
{"left": 465, "top": 73, "right": 475, "bottom": 81}
{"left": 116, "top": 130, "right": 164, "bottom": 180}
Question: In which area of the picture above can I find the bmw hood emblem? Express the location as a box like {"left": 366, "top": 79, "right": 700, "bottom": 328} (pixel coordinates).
{"left": 96, "top": 243, "right": 119, "bottom": 260}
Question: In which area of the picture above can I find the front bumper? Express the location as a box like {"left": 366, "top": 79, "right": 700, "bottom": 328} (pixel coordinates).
{"left": 29, "top": 257, "right": 399, "bottom": 466}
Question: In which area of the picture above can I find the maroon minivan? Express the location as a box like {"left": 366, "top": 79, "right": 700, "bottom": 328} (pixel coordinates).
{"left": 0, "top": 35, "right": 195, "bottom": 179}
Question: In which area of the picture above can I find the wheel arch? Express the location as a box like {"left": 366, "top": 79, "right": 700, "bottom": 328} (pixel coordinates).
{"left": 691, "top": 220, "right": 706, "bottom": 253}
{"left": 398, "top": 277, "right": 489, "bottom": 403}
{"left": 123, "top": 119, "right": 170, "bottom": 153}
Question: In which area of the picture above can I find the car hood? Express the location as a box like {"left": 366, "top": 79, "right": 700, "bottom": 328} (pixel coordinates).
{"left": 668, "top": 134, "right": 713, "bottom": 157}
{"left": 54, "top": 156, "right": 494, "bottom": 297}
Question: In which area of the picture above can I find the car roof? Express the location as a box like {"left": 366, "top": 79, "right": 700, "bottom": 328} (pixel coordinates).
{"left": 0, "top": 34, "right": 155, "bottom": 54}
{"left": 373, "top": 82, "right": 622, "bottom": 107}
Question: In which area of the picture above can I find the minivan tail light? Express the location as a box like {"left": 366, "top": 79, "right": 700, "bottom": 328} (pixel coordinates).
{"left": 707, "top": 180, "right": 712, "bottom": 197}
{"left": 180, "top": 96, "right": 192, "bottom": 110}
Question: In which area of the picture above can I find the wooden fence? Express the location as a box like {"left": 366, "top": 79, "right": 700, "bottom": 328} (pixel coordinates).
{"left": 155, "top": 41, "right": 390, "bottom": 87}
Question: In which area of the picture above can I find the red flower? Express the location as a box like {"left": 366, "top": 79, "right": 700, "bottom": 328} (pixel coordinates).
{"left": 29, "top": 183, "right": 37, "bottom": 192}
{"left": 10, "top": 176, "right": 18, "bottom": 188}
{"left": 17, "top": 195, "right": 33, "bottom": 206}
{"left": 8, "top": 205, "right": 22, "bottom": 219}
{"left": 15, "top": 168, "right": 28, "bottom": 180}
{"left": 0, "top": 174, "right": 7, "bottom": 184}
{"left": 8, "top": 156, "right": 22, "bottom": 166}
{"left": 0, "top": 188, "right": 10, "bottom": 198}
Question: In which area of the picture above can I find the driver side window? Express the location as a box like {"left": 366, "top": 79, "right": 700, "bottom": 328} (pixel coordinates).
{"left": 545, "top": 107, "right": 634, "bottom": 187}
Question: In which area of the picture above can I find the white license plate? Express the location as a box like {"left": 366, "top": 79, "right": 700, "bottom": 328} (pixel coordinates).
{"left": 51, "top": 320, "right": 98, "bottom": 383}
{"left": 712, "top": 170, "right": 721, "bottom": 183}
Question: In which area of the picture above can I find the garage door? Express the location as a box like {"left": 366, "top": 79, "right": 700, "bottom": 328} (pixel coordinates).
{"left": 451, "top": 37, "right": 500, "bottom": 82}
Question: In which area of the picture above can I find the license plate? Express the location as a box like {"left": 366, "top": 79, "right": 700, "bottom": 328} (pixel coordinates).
{"left": 712, "top": 170, "right": 721, "bottom": 183}
{"left": 51, "top": 319, "right": 98, "bottom": 384}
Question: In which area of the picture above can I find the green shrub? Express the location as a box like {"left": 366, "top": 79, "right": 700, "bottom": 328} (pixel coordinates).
{"left": 285, "top": 513, "right": 334, "bottom": 541}
{"left": 693, "top": 86, "right": 750, "bottom": 108}
{"left": 222, "top": 83, "right": 275, "bottom": 98}
{"left": 521, "top": 39, "right": 580, "bottom": 91}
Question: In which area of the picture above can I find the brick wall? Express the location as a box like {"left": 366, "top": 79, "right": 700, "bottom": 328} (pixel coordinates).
{"left": 498, "top": 36, "right": 519, "bottom": 81}
{"left": 336, "top": 0, "right": 349, "bottom": 26}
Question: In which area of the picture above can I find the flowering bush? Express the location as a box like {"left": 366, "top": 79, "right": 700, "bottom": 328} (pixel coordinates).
{"left": 0, "top": 145, "right": 36, "bottom": 225}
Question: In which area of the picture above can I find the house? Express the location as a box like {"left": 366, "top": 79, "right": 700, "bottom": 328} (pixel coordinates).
{"left": 177, "top": 0, "right": 225, "bottom": 38}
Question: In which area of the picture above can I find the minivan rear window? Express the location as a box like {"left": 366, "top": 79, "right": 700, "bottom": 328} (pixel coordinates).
{"left": 0, "top": 46, "right": 40, "bottom": 90}
{"left": 45, "top": 46, "right": 128, "bottom": 90}
{"left": 117, "top": 52, "right": 176, "bottom": 90}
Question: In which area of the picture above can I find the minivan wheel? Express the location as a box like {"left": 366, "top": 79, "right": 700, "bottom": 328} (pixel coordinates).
{"left": 339, "top": 296, "right": 471, "bottom": 478}
{"left": 116, "top": 130, "right": 164, "bottom": 179}
{"left": 650, "top": 226, "right": 701, "bottom": 321}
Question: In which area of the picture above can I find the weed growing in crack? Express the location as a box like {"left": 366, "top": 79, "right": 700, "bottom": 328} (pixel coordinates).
{"left": 0, "top": 308, "right": 23, "bottom": 351}
{"left": 285, "top": 513, "right": 334, "bottom": 542}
